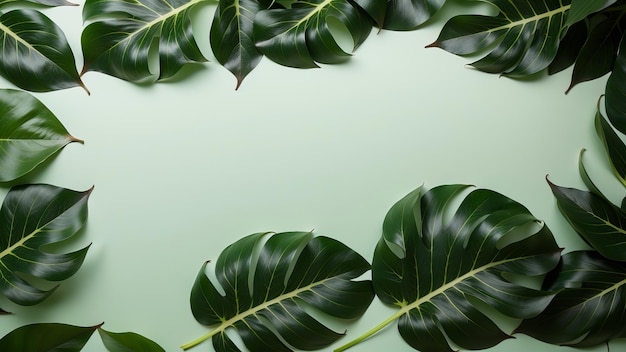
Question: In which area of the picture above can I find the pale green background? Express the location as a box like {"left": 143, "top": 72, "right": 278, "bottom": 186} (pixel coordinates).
{"left": 0, "top": 2, "right": 624, "bottom": 352}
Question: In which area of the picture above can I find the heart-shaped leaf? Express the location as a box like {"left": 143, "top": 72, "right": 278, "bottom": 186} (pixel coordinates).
{"left": 253, "top": 0, "right": 373, "bottom": 68}
{"left": 0, "top": 322, "right": 101, "bottom": 351}
{"left": 99, "top": 328, "right": 165, "bottom": 352}
{"left": 336, "top": 185, "right": 561, "bottom": 352}
{"left": 382, "top": 0, "right": 444, "bottom": 30}
{"left": 81, "top": 0, "right": 208, "bottom": 82}
{"left": 605, "top": 30, "right": 626, "bottom": 134}
{"left": 0, "top": 9, "right": 86, "bottom": 92}
{"left": 516, "top": 250, "right": 626, "bottom": 346}
{"left": 427, "top": 0, "right": 570, "bottom": 77}
{"left": 0, "top": 89, "right": 82, "bottom": 183}
{"left": 182, "top": 231, "right": 374, "bottom": 351}
{"left": 0, "top": 184, "right": 92, "bottom": 306}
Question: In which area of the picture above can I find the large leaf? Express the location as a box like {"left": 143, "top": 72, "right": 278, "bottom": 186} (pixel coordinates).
{"left": 566, "top": 0, "right": 617, "bottom": 26}
{"left": 253, "top": 0, "right": 374, "bottom": 68}
{"left": 427, "top": 0, "right": 571, "bottom": 77}
{"left": 336, "top": 185, "right": 561, "bottom": 352}
{"left": 605, "top": 30, "right": 626, "bottom": 134}
{"left": 99, "top": 328, "right": 165, "bottom": 352}
{"left": 0, "top": 9, "right": 86, "bottom": 92}
{"left": 0, "top": 184, "right": 92, "bottom": 305}
{"left": 516, "top": 250, "right": 626, "bottom": 346}
{"left": 382, "top": 0, "right": 444, "bottom": 30}
{"left": 548, "top": 19, "right": 587, "bottom": 76}
{"left": 0, "top": 89, "right": 82, "bottom": 183}
{"left": 548, "top": 177, "right": 626, "bottom": 261}
{"left": 182, "top": 231, "right": 374, "bottom": 351}
{"left": 0, "top": 323, "right": 101, "bottom": 351}
{"left": 81, "top": 0, "right": 208, "bottom": 82}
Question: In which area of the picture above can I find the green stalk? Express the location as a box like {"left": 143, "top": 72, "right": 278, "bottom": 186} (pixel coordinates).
{"left": 334, "top": 310, "right": 404, "bottom": 352}
{"left": 180, "top": 330, "right": 219, "bottom": 350}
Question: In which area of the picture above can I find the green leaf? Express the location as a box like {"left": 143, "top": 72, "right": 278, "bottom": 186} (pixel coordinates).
{"left": 427, "top": 0, "right": 571, "bottom": 77}
{"left": 605, "top": 31, "right": 626, "bottom": 134}
{"left": 336, "top": 185, "right": 561, "bottom": 352}
{"left": 566, "top": 0, "right": 616, "bottom": 26}
{"left": 383, "top": 0, "right": 444, "bottom": 30}
{"left": 182, "top": 231, "right": 374, "bottom": 351}
{"left": 516, "top": 250, "right": 626, "bottom": 346}
{"left": 0, "top": 184, "right": 92, "bottom": 305}
{"left": 0, "top": 89, "right": 82, "bottom": 183}
{"left": 210, "top": 0, "right": 268, "bottom": 89}
{"left": 99, "top": 328, "right": 165, "bottom": 352}
{"left": 81, "top": 0, "right": 208, "bottom": 82}
{"left": 0, "top": 0, "right": 77, "bottom": 6}
{"left": 548, "top": 19, "right": 587, "bottom": 76}
{"left": 595, "top": 102, "right": 626, "bottom": 187}
{"left": 548, "top": 177, "right": 626, "bottom": 261}
{"left": 0, "top": 9, "right": 86, "bottom": 93}
{"left": 0, "top": 322, "right": 101, "bottom": 351}
{"left": 254, "top": 0, "right": 373, "bottom": 68}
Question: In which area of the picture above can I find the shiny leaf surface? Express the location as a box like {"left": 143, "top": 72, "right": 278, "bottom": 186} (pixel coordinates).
{"left": 428, "top": 0, "right": 570, "bottom": 76}
{"left": 182, "top": 231, "right": 374, "bottom": 351}
{"left": 0, "top": 322, "right": 101, "bottom": 351}
{"left": 566, "top": 0, "right": 616, "bottom": 26}
{"left": 605, "top": 30, "right": 626, "bottom": 134}
{"left": 0, "top": 89, "right": 82, "bottom": 183}
{"left": 99, "top": 328, "right": 165, "bottom": 352}
{"left": 0, "top": 184, "right": 92, "bottom": 305}
{"left": 336, "top": 185, "right": 561, "bottom": 352}
{"left": 517, "top": 251, "right": 626, "bottom": 346}
{"left": 0, "top": 9, "right": 86, "bottom": 92}
{"left": 81, "top": 0, "right": 208, "bottom": 82}
{"left": 548, "top": 20, "right": 586, "bottom": 76}
{"left": 383, "top": 0, "right": 444, "bottom": 30}
{"left": 595, "top": 103, "right": 626, "bottom": 187}
{"left": 0, "top": 0, "right": 76, "bottom": 6}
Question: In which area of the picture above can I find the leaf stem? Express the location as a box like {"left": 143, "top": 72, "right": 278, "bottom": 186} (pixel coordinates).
{"left": 334, "top": 310, "right": 403, "bottom": 352}
{"left": 180, "top": 331, "right": 215, "bottom": 350}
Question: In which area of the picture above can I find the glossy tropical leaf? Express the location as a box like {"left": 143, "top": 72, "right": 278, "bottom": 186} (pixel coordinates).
{"left": 595, "top": 103, "right": 626, "bottom": 186}
{"left": 0, "top": 184, "right": 92, "bottom": 305}
{"left": 548, "top": 20, "right": 587, "bottom": 76}
{"left": 0, "top": 89, "right": 82, "bottom": 183}
{"left": 605, "top": 30, "right": 626, "bottom": 134}
{"left": 81, "top": 0, "right": 208, "bottom": 82}
{"left": 99, "top": 328, "right": 165, "bottom": 352}
{"left": 566, "top": 0, "right": 616, "bottom": 26}
{"left": 0, "top": 322, "right": 101, "bottom": 351}
{"left": 427, "top": 0, "right": 571, "bottom": 77}
{"left": 0, "top": 9, "right": 86, "bottom": 92}
{"left": 336, "top": 185, "right": 561, "bottom": 352}
{"left": 382, "top": 0, "right": 444, "bottom": 30}
{"left": 182, "top": 231, "right": 374, "bottom": 351}
{"left": 548, "top": 177, "right": 626, "bottom": 261}
{"left": 0, "top": 0, "right": 76, "bottom": 6}
{"left": 254, "top": 0, "right": 373, "bottom": 68}
{"left": 516, "top": 250, "right": 626, "bottom": 346}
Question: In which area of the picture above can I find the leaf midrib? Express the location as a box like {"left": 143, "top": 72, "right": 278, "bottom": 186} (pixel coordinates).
{"left": 488, "top": 4, "right": 571, "bottom": 33}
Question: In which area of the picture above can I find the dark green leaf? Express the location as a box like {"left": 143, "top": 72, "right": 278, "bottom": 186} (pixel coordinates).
{"left": 81, "top": 0, "right": 208, "bottom": 82}
{"left": 428, "top": 0, "right": 570, "bottom": 77}
{"left": 605, "top": 31, "right": 626, "bottom": 134}
{"left": 548, "top": 177, "right": 626, "bottom": 261}
{"left": 0, "top": 322, "right": 101, "bottom": 351}
{"left": 254, "top": 0, "right": 373, "bottom": 68}
{"left": 352, "top": 0, "right": 386, "bottom": 28}
{"left": 595, "top": 103, "right": 626, "bottom": 187}
{"left": 0, "top": 184, "right": 92, "bottom": 305}
{"left": 548, "top": 20, "right": 587, "bottom": 76}
{"left": 0, "top": 0, "right": 77, "bottom": 6}
{"left": 336, "top": 185, "right": 561, "bottom": 352}
{"left": 0, "top": 9, "right": 86, "bottom": 92}
{"left": 0, "top": 89, "right": 82, "bottom": 183}
{"left": 517, "top": 251, "right": 626, "bottom": 346}
{"left": 382, "top": 0, "right": 444, "bottom": 30}
{"left": 578, "top": 149, "right": 609, "bottom": 201}
{"left": 99, "top": 328, "right": 165, "bottom": 352}
{"left": 566, "top": 0, "right": 616, "bottom": 26}
{"left": 182, "top": 231, "right": 374, "bottom": 351}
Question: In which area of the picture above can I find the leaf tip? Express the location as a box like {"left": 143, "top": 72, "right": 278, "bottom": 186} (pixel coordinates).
{"left": 425, "top": 41, "right": 440, "bottom": 49}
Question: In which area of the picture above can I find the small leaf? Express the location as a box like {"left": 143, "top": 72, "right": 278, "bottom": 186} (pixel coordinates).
{"left": 182, "top": 231, "right": 374, "bottom": 351}
{"left": 605, "top": 31, "right": 626, "bottom": 134}
{"left": 0, "top": 184, "right": 92, "bottom": 305}
{"left": 81, "top": 0, "right": 208, "bottom": 82}
{"left": 383, "top": 0, "right": 444, "bottom": 30}
{"left": 566, "top": 0, "right": 617, "bottom": 26}
{"left": 336, "top": 185, "right": 561, "bottom": 352}
{"left": 254, "top": 0, "right": 373, "bottom": 68}
{"left": 547, "top": 177, "right": 626, "bottom": 261}
{"left": 0, "top": 322, "right": 101, "bottom": 351}
{"left": 0, "top": 89, "right": 82, "bottom": 183}
{"left": 99, "top": 328, "right": 165, "bottom": 352}
{"left": 595, "top": 102, "right": 626, "bottom": 187}
{"left": 0, "top": 9, "right": 86, "bottom": 92}
{"left": 428, "top": 0, "right": 570, "bottom": 77}
{"left": 517, "top": 250, "right": 626, "bottom": 346}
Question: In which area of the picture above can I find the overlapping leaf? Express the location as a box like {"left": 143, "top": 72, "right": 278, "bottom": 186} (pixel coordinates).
{"left": 605, "top": 30, "right": 626, "bottom": 134}
{"left": 0, "top": 323, "right": 101, "bottom": 351}
{"left": 428, "top": 0, "right": 571, "bottom": 77}
{"left": 182, "top": 231, "right": 374, "bottom": 351}
{"left": 516, "top": 250, "right": 626, "bottom": 346}
{"left": 336, "top": 185, "right": 561, "bottom": 352}
{"left": 0, "top": 9, "right": 86, "bottom": 92}
{"left": 382, "top": 0, "right": 444, "bottom": 30}
{"left": 0, "top": 89, "right": 82, "bottom": 183}
{"left": 81, "top": 0, "right": 208, "bottom": 82}
{"left": 253, "top": 0, "right": 374, "bottom": 68}
{"left": 566, "top": 0, "right": 616, "bottom": 26}
{"left": 595, "top": 103, "right": 626, "bottom": 187}
{"left": 0, "top": 184, "right": 92, "bottom": 306}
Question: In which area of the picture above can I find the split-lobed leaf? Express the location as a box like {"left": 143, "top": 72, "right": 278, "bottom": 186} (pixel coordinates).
{"left": 0, "top": 89, "right": 83, "bottom": 183}
{"left": 182, "top": 231, "right": 374, "bottom": 351}
{"left": 382, "top": 0, "right": 444, "bottom": 30}
{"left": 0, "top": 184, "right": 92, "bottom": 306}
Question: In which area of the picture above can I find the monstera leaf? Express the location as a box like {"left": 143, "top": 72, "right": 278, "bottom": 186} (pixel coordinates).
{"left": 336, "top": 185, "right": 561, "bottom": 352}
{"left": 382, "top": 0, "right": 445, "bottom": 30}
{"left": 0, "top": 9, "right": 86, "bottom": 92}
{"left": 0, "top": 184, "right": 92, "bottom": 306}
{"left": 253, "top": 0, "right": 374, "bottom": 68}
{"left": 81, "top": 0, "right": 208, "bottom": 82}
{"left": 0, "top": 89, "right": 82, "bottom": 183}
{"left": 182, "top": 231, "right": 374, "bottom": 351}
{"left": 428, "top": 0, "right": 570, "bottom": 77}
{"left": 0, "top": 323, "right": 101, "bottom": 351}
{"left": 517, "top": 250, "right": 626, "bottom": 346}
